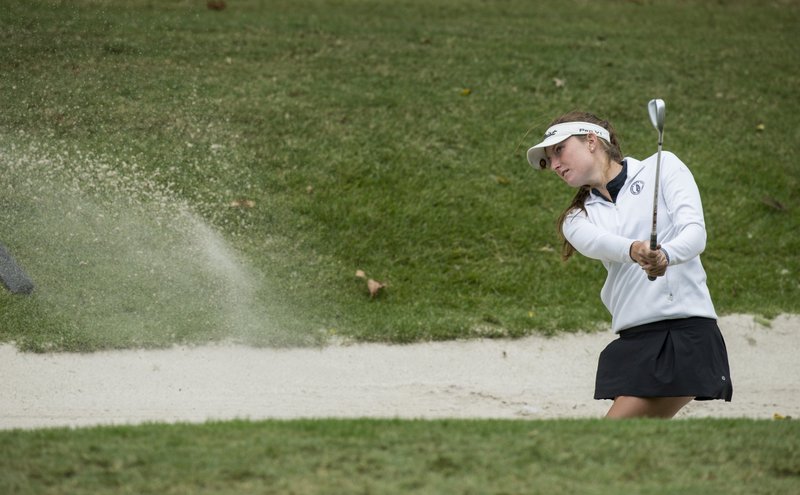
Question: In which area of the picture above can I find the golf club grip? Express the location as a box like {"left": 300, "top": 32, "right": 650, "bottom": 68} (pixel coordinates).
{"left": 648, "top": 234, "right": 657, "bottom": 281}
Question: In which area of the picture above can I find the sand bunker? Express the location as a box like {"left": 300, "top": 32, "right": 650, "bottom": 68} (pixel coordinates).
{"left": 1, "top": 314, "right": 798, "bottom": 429}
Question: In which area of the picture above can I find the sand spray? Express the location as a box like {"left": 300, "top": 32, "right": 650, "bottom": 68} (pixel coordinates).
{"left": 0, "top": 139, "right": 314, "bottom": 350}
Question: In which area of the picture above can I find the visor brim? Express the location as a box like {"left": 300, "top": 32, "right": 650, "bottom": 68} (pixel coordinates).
{"left": 526, "top": 134, "right": 571, "bottom": 170}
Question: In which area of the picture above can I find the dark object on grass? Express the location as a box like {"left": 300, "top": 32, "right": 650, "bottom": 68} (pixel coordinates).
{"left": 207, "top": 1, "right": 226, "bottom": 10}
{"left": 0, "top": 243, "right": 34, "bottom": 294}
{"left": 761, "top": 196, "right": 787, "bottom": 212}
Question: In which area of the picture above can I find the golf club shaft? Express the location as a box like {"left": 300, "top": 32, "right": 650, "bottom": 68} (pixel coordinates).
{"left": 648, "top": 135, "right": 663, "bottom": 282}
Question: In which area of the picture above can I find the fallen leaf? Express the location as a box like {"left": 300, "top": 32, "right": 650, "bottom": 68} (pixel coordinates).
{"left": 538, "top": 245, "right": 554, "bottom": 252}
{"left": 207, "top": 0, "right": 226, "bottom": 10}
{"left": 494, "top": 175, "right": 511, "bottom": 185}
{"left": 761, "top": 196, "right": 786, "bottom": 211}
{"left": 553, "top": 78, "right": 565, "bottom": 88}
{"left": 460, "top": 88, "right": 472, "bottom": 96}
{"left": 367, "top": 278, "right": 386, "bottom": 298}
{"left": 355, "top": 270, "right": 386, "bottom": 297}
{"left": 755, "top": 123, "right": 765, "bottom": 132}
{"left": 306, "top": 185, "right": 314, "bottom": 194}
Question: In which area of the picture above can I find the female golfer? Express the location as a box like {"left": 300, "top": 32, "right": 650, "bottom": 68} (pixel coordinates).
{"left": 526, "top": 111, "right": 732, "bottom": 418}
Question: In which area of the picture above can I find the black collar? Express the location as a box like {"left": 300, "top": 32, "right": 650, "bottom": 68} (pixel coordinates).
{"left": 592, "top": 160, "right": 627, "bottom": 203}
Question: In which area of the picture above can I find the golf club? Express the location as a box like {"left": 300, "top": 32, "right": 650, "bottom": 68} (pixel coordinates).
{"left": 646, "top": 98, "right": 666, "bottom": 281}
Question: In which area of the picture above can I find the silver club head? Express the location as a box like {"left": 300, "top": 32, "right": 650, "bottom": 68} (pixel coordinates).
{"left": 648, "top": 99, "right": 666, "bottom": 133}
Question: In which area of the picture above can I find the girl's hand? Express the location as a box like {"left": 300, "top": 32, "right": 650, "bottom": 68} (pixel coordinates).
{"left": 629, "top": 241, "right": 668, "bottom": 277}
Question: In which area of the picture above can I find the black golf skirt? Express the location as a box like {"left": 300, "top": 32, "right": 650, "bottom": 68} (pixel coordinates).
{"left": 594, "top": 317, "right": 733, "bottom": 401}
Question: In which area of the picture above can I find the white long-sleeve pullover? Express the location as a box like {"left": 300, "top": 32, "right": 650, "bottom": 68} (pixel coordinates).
{"left": 562, "top": 151, "right": 717, "bottom": 333}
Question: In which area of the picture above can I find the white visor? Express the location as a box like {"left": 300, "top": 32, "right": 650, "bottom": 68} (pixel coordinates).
{"left": 526, "top": 122, "right": 611, "bottom": 170}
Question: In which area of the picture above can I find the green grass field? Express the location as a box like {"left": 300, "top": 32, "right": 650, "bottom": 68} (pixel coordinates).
{"left": 2, "top": 419, "right": 799, "bottom": 494}
{"left": 1, "top": 0, "right": 798, "bottom": 351}
{"left": 1, "top": 1, "right": 798, "bottom": 492}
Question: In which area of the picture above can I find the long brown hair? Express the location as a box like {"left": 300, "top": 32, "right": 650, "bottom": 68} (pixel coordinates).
{"left": 551, "top": 112, "right": 623, "bottom": 261}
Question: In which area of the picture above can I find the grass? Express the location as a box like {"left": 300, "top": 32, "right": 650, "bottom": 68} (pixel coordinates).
{"left": 1, "top": 418, "right": 799, "bottom": 494}
{"left": 1, "top": 0, "right": 798, "bottom": 350}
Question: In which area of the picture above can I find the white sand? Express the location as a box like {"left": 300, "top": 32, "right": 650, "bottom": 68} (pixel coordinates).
{"left": 1, "top": 314, "right": 798, "bottom": 430}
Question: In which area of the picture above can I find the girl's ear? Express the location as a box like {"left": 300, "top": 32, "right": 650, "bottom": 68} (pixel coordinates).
{"left": 586, "top": 132, "right": 597, "bottom": 151}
